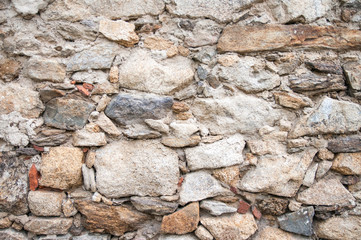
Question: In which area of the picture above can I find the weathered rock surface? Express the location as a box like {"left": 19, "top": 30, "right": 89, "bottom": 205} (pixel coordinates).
{"left": 328, "top": 136, "right": 361, "bottom": 153}
{"left": 95, "top": 140, "right": 179, "bottom": 197}
{"left": 144, "top": 36, "right": 178, "bottom": 57}
{"left": 158, "top": 234, "right": 199, "bottom": 240}
{"left": 24, "top": 217, "right": 73, "bottom": 235}
{"left": 274, "top": 92, "right": 311, "bottom": 109}
{"left": 130, "top": 196, "right": 178, "bottom": 215}
{"left": 315, "top": 216, "right": 361, "bottom": 240}
{"left": 239, "top": 149, "right": 317, "bottom": 197}
{"left": 12, "top": 0, "right": 50, "bottom": 16}
{"left": 277, "top": 207, "right": 314, "bottom": 237}
{"left": 161, "top": 202, "right": 199, "bottom": 234}
{"left": 254, "top": 226, "right": 310, "bottom": 240}
{"left": 118, "top": 49, "right": 194, "bottom": 95}
{"left": 161, "top": 136, "right": 201, "bottom": 148}
{"left": 0, "top": 59, "right": 21, "bottom": 81}
{"left": 184, "top": 19, "right": 222, "bottom": 47}
{"left": 256, "top": 197, "right": 288, "bottom": 216}
{"left": 0, "top": 229, "right": 27, "bottom": 240}
{"left": 43, "top": 98, "right": 95, "bottom": 130}
{"left": 75, "top": 200, "right": 150, "bottom": 236}
{"left": 0, "top": 82, "right": 44, "bottom": 118}
{"left": 218, "top": 25, "right": 361, "bottom": 53}
{"left": 297, "top": 178, "right": 355, "bottom": 206}
{"left": 200, "top": 213, "right": 258, "bottom": 240}
{"left": 145, "top": 119, "right": 170, "bottom": 134}
{"left": 62, "top": 198, "right": 78, "bottom": 217}
{"left": 195, "top": 225, "right": 214, "bottom": 240}
{"left": 192, "top": 94, "right": 282, "bottom": 135}
{"left": 123, "top": 125, "right": 162, "bottom": 140}
{"left": 82, "top": 164, "right": 96, "bottom": 192}
{"left": 332, "top": 153, "right": 361, "bottom": 175}
{"left": 95, "top": 112, "right": 121, "bottom": 136}
{"left": 73, "top": 130, "right": 107, "bottom": 147}
{"left": 289, "top": 97, "right": 361, "bottom": 138}
{"left": 179, "top": 171, "right": 231, "bottom": 205}
{"left": 0, "top": 152, "right": 28, "bottom": 215}
{"left": 99, "top": 19, "right": 139, "bottom": 47}
{"left": 105, "top": 93, "right": 173, "bottom": 125}
{"left": 30, "top": 130, "right": 69, "bottom": 146}
{"left": 39, "top": 147, "right": 83, "bottom": 190}
{"left": 39, "top": 88, "right": 66, "bottom": 103}
{"left": 27, "top": 57, "right": 65, "bottom": 82}
{"left": 212, "top": 166, "right": 240, "bottom": 187}
{"left": 344, "top": 62, "right": 361, "bottom": 97}
{"left": 185, "top": 135, "right": 245, "bottom": 171}
{"left": 28, "top": 191, "right": 65, "bottom": 216}
{"left": 200, "top": 200, "right": 237, "bottom": 216}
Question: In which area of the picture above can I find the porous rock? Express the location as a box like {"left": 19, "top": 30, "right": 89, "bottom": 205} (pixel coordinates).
{"left": 28, "top": 190, "right": 65, "bottom": 217}
{"left": 73, "top": 129, "right": 107, "bottom": 147}
{"left": 0, "top": 229, "right": 27, "bottom": 240}
{"left": 27, "top": 56, "right": 65, "bottom": 82}
{"left": 24, "top": 217, "right": 73, "bottom": 235}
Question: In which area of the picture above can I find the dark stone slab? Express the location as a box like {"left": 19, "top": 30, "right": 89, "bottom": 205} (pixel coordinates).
{"left": 305, "top": 62, "right": 343, "bottom": 75}
{"left": 327, "top": 136, "right": 361, "bottom": 153}
{"left": 277, "top": 207, "right": 314, "bottom": 236}
{"left": 105, "top": 93, "right": 173, "bottom": 125}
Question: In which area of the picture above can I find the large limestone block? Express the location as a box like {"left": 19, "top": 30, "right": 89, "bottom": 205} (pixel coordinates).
{"left": 12, "top": 0, "right": 50, "bottom": 16}
{"left": 28, "top": 190, "right": 65, "bottom": 216}
{"left": 95, "top": 140, "right": 179, "bottom": 198}
{"left": 315, "top": 216, "right": 361, "bottom": 240}
{"left": 27, "top": 56, "right": 66, "bottom": 82}
{"left": 99, "top": 19, "right": 139, "bottom": 47}
{"left": 24, "top": 217, "right": 73, "bottom": 235}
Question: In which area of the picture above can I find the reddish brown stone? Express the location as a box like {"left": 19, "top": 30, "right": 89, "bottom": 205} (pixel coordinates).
{"left": 237, "top": 200, "right": 251, "bottom": 214}
{"left": 33, "top": 145, "right": 44, "bottom": 152}
{"left": 76, "top": 85, "right": 90, "bottom": 96}
{"left": 29, "top": 164, "right": 41, "bottom": 191}
{"left": 172, "top": 102, "right": 190, "bottom": 113}
{"left": 178, "top": 176, "right": 184, "bottom": 187}
{"left": 0, "top": 59, "right": 21, "bottom": 81}
{"left": 252, "top": 206, "right": 262, "bottom": 220}
{"left": 83, "top": 83, "right": 94, "bottom": 91}
{"left": 161, "top": 202, "right": 199, "bottom": 234}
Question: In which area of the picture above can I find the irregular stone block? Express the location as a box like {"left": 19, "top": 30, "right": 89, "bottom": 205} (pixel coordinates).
{"left": 12, "top": 0, "right": 50, "bottom": 16}
{"left": 274, "top": 92, "right": 312, "bottom": 109}
{"left": 315, "top": 216, "right": 361, "bottom": 240}
{"left": 277, "top": 207, "right": 314, "bottom": 236}
{"left": 24, "top": 217, "right": 73, "bottom": 235}
{"left": 0, "top": 59, "right": 21, "bottom": 81}
{"left": 200, "top": 200, "right": 237, "bottom": 216}
{"left": 73, "top": 130, "right": 107, "bottom": 147}
{"left": 95, "top": 140, "right": 179, "bottom": 198}
{"left": 184, "top": 19, "right": 222, "bottom": 47}
{"left": 218, "top": 25, "right": 361, "bottom": 53}
{"left": 332, "top": 153, "right": 361, "bottom": 175}
{"left": 28, "top": 190, "right": 65, "bottom": 216}
{"left": 344, "top": 62, "right": 361, "bottom": 95}
{"left": 0, "top": 229, "right": 27, "bottom": 240}
{"left": 195, "top": 225, "right": 213, "bottom": 240}
{"left": 327, "top": 136, "right": 361, "bottom": 153}
{"left": 99, "top": 19, "right": 139, "bottom": 47}
{"left": 95, "top": 112, "right": 121, "bottom": 136}
{"left": 256, "top": 197, "right": 288, "bottom": 216}
{"left": 254, "top": 226, "right": 307, "bottom": 240}
{"left": 82, "top": 164, "right": 96, "bottom": 192}
{"left": 27, "top": 57, "right": 66, "bottom": 82}
{"left": 161, "top": 136, "right": 201, "bottom": 148}
{"left": 144, "top": 36, "right": 178, "bottom": 57}
{"left": 130, "top": 196, "right": 178, "bottom": 215}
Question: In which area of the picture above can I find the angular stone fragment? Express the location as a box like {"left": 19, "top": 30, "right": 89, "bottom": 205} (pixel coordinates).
{"left": 130, "top": 196, "right": 178, "bottom": 215}
{"left": 82, "top": 165, "right": 96, "bottom": 192}
{"left": 0, "top": 82, "right": 44, "bottom": 118}
{"left": 195, "top": 225, "right": 213, "bottom": 240}
{"left": 332, "top": 153, "right": 361, "bottom": 175}
{"left": 327, "top": 136, "right": 361, "bottom": 153}
{"left": 274, "top": 92, "right": 311, "bottom": 109}
{"left": 305, "top": 61, "right": 343, "bottom": 74}
{"left": 315, "top": 216, "right": 361, "bottom": 240}
{"left": 73, "top": 130, "right": 107, "bottom": 147}
{"left": 161, "top": 202, "right": 199, "bottom": 234}
{"left": 0, "top": 217, "right": 12, "bottom": 229}
{"left": 179, "top": 171, "right": 231, "bottom": 205}
{"left": 201, "top": 213, "right": 257, "bottom": 240}
{"left": 161, "top": 136, "right": 201, "bottom": 148}
{"left": 12, "top": 0, "right": 50, "bottom": 16}
{"left": 289, "top": 97, "right": 361, "bottom": 138}
{"left": 105, "top": 93, "right": 173, "bottom": 125}
{"left": 344, "top": 62, "right": 361, "bottom": 97}
{"left": 145, "top": 119, "right": 170, "bottom": 134}
{"left": 0, "top": 59, "right": 21, "bottom": 81}
{"left": 144, "top": 36, "right": 178, "bottom": 57}
{"left": 95, "top": 140, "right": 179, "bottom": 198}
{"left": 24, "top": 217, "right": 73, "bottom": 235}
{"left": 302, "top": 162, "right": 318, "bottom": 187}
{"left": 75, "top": 200, "right": 150, "bottom": 236}
{"left": 44, "top": 98, "right": 95, "bottom": 130}
{"left": 254, "top": 226, "right": 309, "bottom": 240}
{"left": 212, "top": 165, "right": 240, "bottom": 187}
{"left": 200, "top": 200, "right": 237, "bottom": 216}
{"left": 39, "top": 88, "right": 66, "bottom": 103}
{"left": 95, "top": 112, "right": 121, "bottom": 136}
{"left": 39, "top": 147, "right": 83, "bottom": 190}
{"left": 185, "top": 135, "right": 245, "bottom": 171}
{"left": 28, "top": 191, "right": 65, "bottom": 216}
{"left": 239, "top": 149, "right": 317, "bottom": 197}
{"left": 297, "top": 178, "right": 355, "bottom": 206}
{"left": 27, "top": 57, "right": 66, "bottom": 82}
{"left": 0, "top": 229, "right": 27, "bottom": 240}
{"left": 123, "top": 126, "right": 161, "bottom": 140}
{"left": 118, "top": 49, "right": 194, "bottom": 95}
{"left": 30, "top": 132, "right": 69, "bottom": 146}
{"left": 99, "top": 19, "right": 139, "bottom": 47}
{"left": 218, "top": 25, "right": 361, "bottom": 53}
{"left": 62, "top": 199, "right": 77, "bottom": 217}
{"left": 277, "top": 207, "right": 314, "bottom": 236}
{"left": 184, "top": 19, "right": 222, "bottom": 47}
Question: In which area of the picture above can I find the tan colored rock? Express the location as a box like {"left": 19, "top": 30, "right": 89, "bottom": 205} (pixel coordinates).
{"left": 144, "top": 36, "right": 178, "bottom": 57}
{"left": 254, "top": 226, "right": 309, "bottom": 240}
{"left": 161, "top": 202, "right": 199, "bottom": 234}
{"left": 96, "top": 95, "right": 112, "bottom": 112}
{"left": 96, "top": 112, "right": 121, "bottom": 136}
{"left": 73, "top": 129, "right": 107, "bottom": 147}
{"left": 28, "top": 190, "right": 65, "bottom": 217}
{"left": 217, "top": 55, "right": 239, "bottom": 67}
{"left": 212, "top": 165, "right": 240, "bottom": 187}
{"left": 27, "top": 57, "right": 65, "bottom": 83}
{"left": 218, "top": 25, "right": 361, "bottom": 53}
{"left": 0, "top": 217, "right": 12, "bottom": 229}
{"left": 201, "top": 213, "right": 257, "bottom": 240}
{"left": 145, "top": 119, "right": 170, "bottom": 134}
{"left": 315, "top": 216, "right": 361, "bottom": 240}
{"left": 0, "top": 59, "right": 21, "bottom": 81}
{"left": 109, "top": 66, "right": 119, "bottom": 83}
{"left": 178, "top": 46, "right": 190, "bottom": 56}
{"left": 85, "top": 151, "right": 96, "bottom": 168}
{"left": 39, "top": 147, "right": 83, "bottom": 190}
{"left": 195, "top": 225, "right": 214, "bottom": 240}
{"left": 24, "top": 217, "right": 73, "bottom": 235}
{"left": 75, "top": 200, "right": 150, "bottom": 236}
{"left": 99, "top": 19, "right": 139, "bottom": 47}
{"left": 161, "top": 136, "right": 201, "bottom": 148}
{"left": 274, "top": 92, "right": 311, "bottom": 110}
{"left": 332, "top": 153, "right": 361, "bottom": 175}
{"left": 62, "top": 198, "right": 77, "bottom": 217}
{"left": 317, "top": 148, "right": 334, "bottom": 161}
{"left": 172, "top": 102, "right": 190, "bottom": 113}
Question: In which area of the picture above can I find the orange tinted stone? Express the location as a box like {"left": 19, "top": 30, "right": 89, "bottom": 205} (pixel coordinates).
{"left": 76, "top": 85, "right": 90, "bottom": 96}
{"left": 83, "top": 83, "right": 94, "bottom": 90}
{"left": 29, "top": 164, "right": 41, "bottom": 191}
{"left": 237, "top": 200, "right": 250, "bottom": 214}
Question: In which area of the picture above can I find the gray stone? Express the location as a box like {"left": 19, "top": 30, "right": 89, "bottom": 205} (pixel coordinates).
{"left": 184, "top": 19, "right": 222, "bottom": 47}
{"left": 0, "top": 229, "right": 27, "bottom": 240}
{"left": 12, "top": 0, "right": 50, "bottom": 16}
{"left": 73, "top": 130, "right": 107, "bottom": 147}
{"left": 44, "top": 98, "right": 95, "bottom": 130}
{"left": 289, "top": 97, "right": 361, "bottom": 138}
{"left": 57, "top": 21, "right": 98, "bottom": 41}
{"left": 277, "top": 207, "right": 314, "bottom": 237}
{"left": 315, "top": 216, "right": 361, "bottom": 240}
{"left": 185, "top": 135, "right": 245, "bottom": 171}
{"left": 327, "top": 136, "right": 361, "bottom": 153}
{"left": 131, "top": 196, "right": 178, "bottom": 215}
{"left": 302, "top": 162, "right": 318, "bottom": 187}
{"left": 344, "top": 62, "right": 361, "bottom": 97}
{"left": 95, "top": 112, "right": 121, "bottom": 136}
{"left": 27, "top": 57, "right": 66, "bottom": 83}
{"left": 30, "top": 131, "right": 69, "bottom": 146}
{"left": 105, "top": 93, "right": 173, "bottom": 125}
{"left": 71, "top": 70, "right": 108, "bottom": 84}
{"left": 82, "top": 165, "right": 96, "bottom": 192}
{"left": 179, "top": 171, "right": 231, "bottom": 205}
{"left": 123, "top": 124, "right": 161, "bottom": 140}
{"left": 95, "top": 140, "right": 179, "bottom": 198}
{"left": 170, "top": 122, "right": 199, "bottom": 138}
{"left": 161, "top": 136, "right": 201, "bottom": 148}
{"left": 118, "top": 49, "right": 194, "bottom": 95}
{"left": 254, "top": 226, "right": 310, "bottom": 240}
{"left": 24, "top": 217, "right": 73, "bottom": 235}
{"left": 28, "top": 191, "right": 65, "bottom": 217}
{"left": 159, "top": 234, "right": 199, "bottom": 240}
{"left": 73, "top": 233, "right": 110, "bottom": 240}
{"left": 39, "top": 88, "right": 66, "bottom": 103}
{"left": 200, "top": 200, "right": 237, "bottom": 216}
{"left": 0, "top": 152, "right": 28, "bottom": 215}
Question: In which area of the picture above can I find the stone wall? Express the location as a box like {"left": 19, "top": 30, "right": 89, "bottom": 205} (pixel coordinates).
{"left": 1, "top": 0, "right": 361, "bottom": 239}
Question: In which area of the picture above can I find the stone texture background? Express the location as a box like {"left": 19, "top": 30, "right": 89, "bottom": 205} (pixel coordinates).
{"left": 0, "top": 0, "right": 361, "bottom": 239}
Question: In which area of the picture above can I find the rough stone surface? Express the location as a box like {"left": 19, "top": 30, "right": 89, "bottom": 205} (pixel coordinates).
{"left": 184, "top": 19, "right": 222, "bottom": 47}
{"left": 158, "top": 234, "right": 199, "bottom": 240}
{"left": 277, "top": 207, "right": 314, "bottom": 237}
{"left": 254, "top": 227, "right": 309, "bottom": 240}
{"left": 200, "top": 200, "right": 237, "bottom": 216}
{"left": 95, "top": 112, "right": 121, "bottom": 136}
{"left": 27, "top": 57, "right": 65, "bottom": 82}
{"left": 39, "top": 147, "right": 84, "bottom": 190}
{"left": 315, "top": 216, "right": 361, "bottom": 240}
{"left": 332, "top": 153, "right": 361, "bottom": 175}
{"left": 62, "top": 199, "right": 78, "bottom": 217}
{"left": 274, "top": 92, "right": 311, "bottom": 109}
{"left": 95, "top": 140, "right": 179, "bottom": 198}
{"left": 185, "top": 135, "right": 245, "bottom": 171}
{"left": 130, "top": 197, "right": 178, "bottom": 215}
{"left": 0, "top": 229, "right": 27, "bottom": 240}
{"left": 344, "top": 62, "right": 361, "bottom": 95}
{"left": 118, "top": 49, "right": 194, "bottom": 95}
{"left": 24, "top": 217, "right": 73, "bottom": 235}
{"left": 212, "top": 165, "right": 240, "bottom": 187}
{"left": 297, "top": 178, "right": 355, "bottom": 206}
{"left": 99, "top": 19, "right": 139, "bottom": 47}
{"left": 75, "top": 200, "right": 150, "bottom": 236}
{"left": 218, "top": 25, "right": 361, "bottom": 53}
{"left": 289, "top": 97, "right": 361, "bottom": 138}
{"left": 200, "top": 213, "right": 258, "bottom": 240}
{"left": 73, "top": 129, "right": 107, "bottom": 147}
{"left": 161, "top": 136, "right": 201, "bottom": 148}
{"left": 257, "top": 197, "right": 288, "bottom": 216}
{"left": 0, "top": 59, "right": 21, "bottom": 81}
{"left": 161, "top": 202, "right": 199, "bottom": 234}
{"left": 327, "top": 136, "right": 361, "bottom": 153}
{"left": 82, "top": 164, "right": 96, "bottom": 192}
{"left": 28, "top": 190, "right": 65, "bottom": 216}
{"left": 144, "top": 36, "right": 178, "bottom": 57}
{"left": 145, "top": 119, "right": 170, "bottom": 134}
{"left": 105, "top": 93, "right": 173, "bottom": 125}
{"left": 44, "top": 98, "right": 95, "bottom": 130}
{"left": 239, "top": 149, "right": 317, "bottom": 197}
{"left": 12, "top": 0, "right": 50, "bottom": 16}
{"left": 195, "top": 225, "right": 213, "bottom": 240}
{"left": 179, "top": 171, "right": 231, "bottom": 205}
